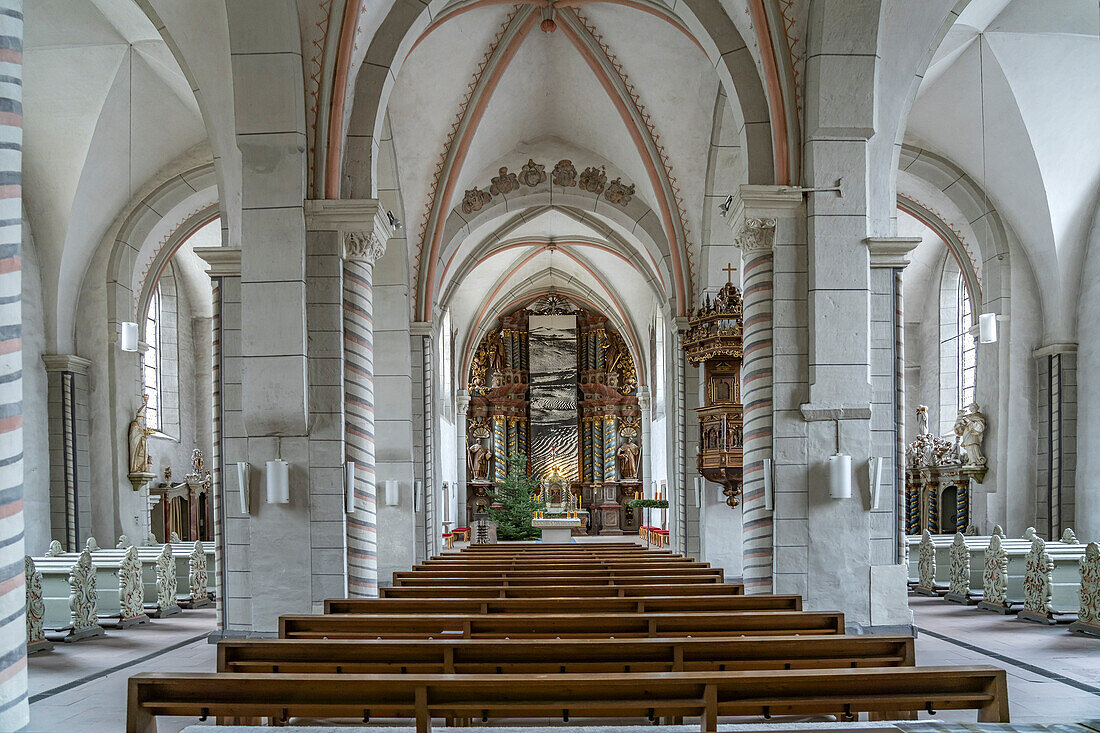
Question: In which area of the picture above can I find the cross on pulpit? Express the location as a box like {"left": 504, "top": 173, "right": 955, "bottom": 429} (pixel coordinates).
{"left": 723, "top": 262, "right": 737, "bottom": 284}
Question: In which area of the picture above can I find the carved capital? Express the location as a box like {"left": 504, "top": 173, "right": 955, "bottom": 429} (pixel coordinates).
{"left": 735, "top": 217, "right": 777, "bottom": 253}
{"left": 343, "top": 229, "right": 387, "bottom": 265}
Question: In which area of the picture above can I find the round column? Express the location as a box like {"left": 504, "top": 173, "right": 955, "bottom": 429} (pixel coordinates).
{"left": 343, "top": 231, "right": 386, "bottom": 597}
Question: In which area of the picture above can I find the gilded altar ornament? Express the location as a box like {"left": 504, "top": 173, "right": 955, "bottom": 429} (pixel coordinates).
{"left": 490, "top": 167, "right": 519, "bottom": 196}
{"left": 605, "top": 177, "right": 635, "bottom": 206}
{"left": 461, "top": 187, "right": 492, "bottom": 214}
{"left": 518, "top": 159, "right": 547, "bottom": 187}
{"left": 552, "top": 159, "right": 578, "bottom": 187}
{"left": 579, "top": 165, "right": 607, "bottom": 194}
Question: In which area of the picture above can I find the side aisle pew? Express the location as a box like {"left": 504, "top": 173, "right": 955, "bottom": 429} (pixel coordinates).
{"left": 380, "top": 583, "right": 745, "bottom": 599}
{"left": 46, "top": 539, "right": 185, "bottom": 617}
{"left": 1069, "top": 542, "right": 1100, "bottom": 637}
{"left": 944, "top": 528, "right": 1081, "bottom": 604}
{"left": 278, "top": 610, "right": 846, "bottom": 639}
{"left": 910, "top": 527, "right": 1034, "bottom": 595}
{"left": 217, "top": 635, "right": 914, "bottom": 673}
{"left": 978, "top": 534, "right": 1089, "bottom": 617}
{"left": 127, "top": 665, "right": 1010, "bottom": 732}
{"left": 324, "top": 595, "right": 802, "bottom": 615}
{"left": 25, "top": 550, "right": 108, "bottom": 642}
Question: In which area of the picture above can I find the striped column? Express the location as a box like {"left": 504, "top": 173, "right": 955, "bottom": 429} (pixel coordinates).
{"left": 210, "top": 281, "right": 224, "bottom": 625}
{"left": 737, "top": 218, "right": 776, "bottom": 594}
{"left": 344, "top": 232, "right": 387, "bottom": 598}
{"left": 603, "top": 416, "right": 617, "bottom": 481}
{"left": 506, "top": 419, "right": 517, "bottom": 462}
{"left": 591, "top": 416, "right": 604, "bottom": 483}
{"left": 0, "top": 4, "right": 25, "bottom": 728}
{"left": 492, "top": 415, "right": 506, "bottom": 483}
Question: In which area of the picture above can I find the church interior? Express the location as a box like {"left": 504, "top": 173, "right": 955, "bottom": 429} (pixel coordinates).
{"left": 2, "top": 0, "right": 1099, "bottom": 730}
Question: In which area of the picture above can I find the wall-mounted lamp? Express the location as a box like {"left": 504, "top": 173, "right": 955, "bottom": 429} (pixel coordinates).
{"left": 979, "top": 313, "right": 998, "bottom": 344}
{"left": 265, "top": 459, "right": 289, "bottom": 504}
{"left": 344, "top": 461, "right": 356, "bottom": 513}
{"left": 762, "top": 458, "right": 774, "bottom": 511}
{"left": 384, "top": 479, "right": 400, "bottom": 506}
{"left": 235, "top": 462, "right": 250, "bottom": 515}
{"left": 868, "top": 456, "right": 885, "bottom": 509}
{"left": 120, "top": 321, "right": 139, "bottom": 352}
{"left": 414, "top": 480, "right": 423, "bottom": 512}
{"left": 828, "top": 453, "right": 852, "bottom": 499}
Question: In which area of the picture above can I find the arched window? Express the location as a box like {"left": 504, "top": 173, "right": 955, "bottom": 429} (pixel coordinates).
{"left": 142, "top": 265, "right": 180, "bottom": 437}
{"left": 938, "top": 257, "right": 977, "bottom": 434}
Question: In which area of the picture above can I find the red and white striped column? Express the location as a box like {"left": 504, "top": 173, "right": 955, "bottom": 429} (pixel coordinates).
{"left": 343, "top": 231, "right": 387, "bottom": 597}
{"left": 0, "top": 2, "right": 25, "bottom": 727}
{"left": 737, "top": 218, "right": 776, "bottom": 594}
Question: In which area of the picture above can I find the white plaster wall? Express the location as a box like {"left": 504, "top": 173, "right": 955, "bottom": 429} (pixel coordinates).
{"left": 1073, "top": 218, "right": 1100, "bottom": 541}
{"left": 22, "top": 216, "right": 51, "bottom": 554}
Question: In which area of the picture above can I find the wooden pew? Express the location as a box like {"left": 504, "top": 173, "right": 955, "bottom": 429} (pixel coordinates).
{"left": 418, "top": 557, "right": 702, "bottom": 569}
{"left": 394, "top": 574, "right": 724, "bottom": 588}
{"left": 278, "top": 610, "right": 845, "bottom": 639}
{"left": 127, "top": 665, "right": 1010, "bottom": 732}
{"left": 30, "top": 549, "right": 105, "bottom": 641}
{"left": 1017, "top": 536, "right": 1089, "bottom": 623}
{"left": 380, "top": 583, "right": 745, "bottom": 598}
{"left": 395, "top": 567, "right": 723, "bottom": 582}
{"left": 49, "top": 543, "right": 184, "bottom": 617}
{"left": 324, "top": 594, "right": 802, "bottom": 615}
{"left": 946, "top": 529, "right": 1082, "bottom": 604}
{"left": 217, "top": 635, "right": 914, "bottom": 674}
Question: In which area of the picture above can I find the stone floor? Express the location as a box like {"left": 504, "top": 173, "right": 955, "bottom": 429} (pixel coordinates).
{"left": 24, "top": 592, "right": 1100, "bottom": 731}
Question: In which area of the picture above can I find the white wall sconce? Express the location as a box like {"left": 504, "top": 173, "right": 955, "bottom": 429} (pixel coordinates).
{"left": 384, "top": 479, "right": 400, "bottom": 506}
{"left": 236, "top": 462, "right": 250, "bottom": 515}
{"left": 979, "top": 313, "right": 998, "bottom": 344}
{"left": 868, "top": 456, "right": 885, "bottom": 509}
{"left": 120, "top": 321, "right": 139, "bottom": 352}
{"left": 762, "top": 458, "right": 774, "bottom": 511}
{"left": 414, "top": 480, "right": 423, "bottom": 512}
{"left": 265, "top": 459, "right": 290, "bottom": 504}
{"left": 828, "top": 453, "right": 852, "bottom": 499}
{"left": 344, "top": 461, "right": 356, "bottom": 513}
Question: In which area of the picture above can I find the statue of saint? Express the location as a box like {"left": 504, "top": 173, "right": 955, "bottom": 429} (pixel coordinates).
{"left": 616, "top": 436, "right": 641, "bottom": 480}
{"left": 603, "top": 335, "right": 621, "bottom": 374}
{"left": 128, "top": 394, "right": 154, "bottom": 475}
{"left": 490, "top": 332, "right": 505, "bottom": 372}
{"left": 467, "top": 439, "right": 489, "bottom": 481}
{"left": 916, "top": 404, "right": 930, "bottom": 436}
{"left": 954, "top": 403, "right": 987, "bottom": 466}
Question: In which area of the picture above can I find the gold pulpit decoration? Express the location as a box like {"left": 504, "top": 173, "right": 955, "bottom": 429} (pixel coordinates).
{"left": 683, "top": 280, "right": 744, "bottom": 507}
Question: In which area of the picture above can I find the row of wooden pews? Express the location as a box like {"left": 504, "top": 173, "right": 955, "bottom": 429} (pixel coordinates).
{"left": 128, "top": 541, "right": 1009, "bottom": 732}
{"left": 25, "top": 536, "right": 214, "bottom": 648}
{"left": 908, "top": 527, "right": 1100, "bottom": 634}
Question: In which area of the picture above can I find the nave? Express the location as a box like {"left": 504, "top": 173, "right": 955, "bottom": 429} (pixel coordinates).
{"left": 27, "top": 541, "right": 1100, "bottom": 732}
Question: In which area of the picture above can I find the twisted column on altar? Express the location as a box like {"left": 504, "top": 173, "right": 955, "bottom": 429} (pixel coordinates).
{"left": 343, "top": 224, "right": 388, "bottom": 597}
{"left": 736, "top": 216, "right": 776, "bottom": 594}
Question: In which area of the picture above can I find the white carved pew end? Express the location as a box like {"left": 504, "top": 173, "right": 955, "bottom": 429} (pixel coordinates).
{"left": 1069, "top": 542, "right": 1100, "bottom": 637}
{"left": 24, "top": 557, "right": 53, "bottom": 654}
{"left": 153, "top": 545, "right": 182, "bottom": 618}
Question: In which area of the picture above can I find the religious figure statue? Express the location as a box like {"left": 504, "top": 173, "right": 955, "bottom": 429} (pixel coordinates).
{"left": 616, "top": 436, "right": 641, "bottom": 480}
{"left": 467, "top": 439, "right": 489, "bottom": 481}
{"left": 490, "top": 332, "right": 505, "bottom": 372}
{"left": 128, "top": 395, "right": 154, "bottom": 475}
{"left": 602, "top": 334, "right": 621, "bottom": 374}
{"left": 916, "top": 404, "right": 930, "bottom": 436}
{"left": 954, "top": 403, "right": 987, "bottom": 466}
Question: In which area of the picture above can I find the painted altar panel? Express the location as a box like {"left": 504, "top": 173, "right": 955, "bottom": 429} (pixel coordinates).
{"left": 529, "top": 315, "right": 579, "bottom": 483}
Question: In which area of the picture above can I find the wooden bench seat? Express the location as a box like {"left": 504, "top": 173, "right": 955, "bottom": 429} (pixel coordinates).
{"left": 419, "top": 558, "right": 701, "bottom": 569}
{"left": 380, "top": 582, "right": 745, "bottom": 598}
{"left": 324, "top": 594, "right": 801, "bottom": 615}
{"left": 278, "top": 610, "right": 845, "bottom": 639}
{"left": 394, "top": 574, "right": 724, "bottom": 587}
{"left": 127, "top": 665, "right": 1009, "bottom": 733}
{"left": 217, "top": 635, "right": 914, "bottom": 675}
{"left": 399, "top": 567, "right": 721, "bottom": 578}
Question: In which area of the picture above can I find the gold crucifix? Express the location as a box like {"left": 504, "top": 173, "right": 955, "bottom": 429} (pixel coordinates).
{"left": 723, "top": 262, "right": 737, "bottom": 284}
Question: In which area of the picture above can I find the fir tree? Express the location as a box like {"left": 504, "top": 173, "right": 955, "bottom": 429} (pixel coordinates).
{"left": 487, "top": 454, "right": 547, "bottom": 541}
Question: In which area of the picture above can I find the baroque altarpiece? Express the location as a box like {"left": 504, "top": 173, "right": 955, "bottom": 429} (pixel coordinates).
{"left": 465, "top": 295, "right": 641, "bottom": 534}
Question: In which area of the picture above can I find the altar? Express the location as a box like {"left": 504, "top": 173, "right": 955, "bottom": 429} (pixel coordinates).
{"left": 531, "top": 516, "right": 582, "bottom": 543}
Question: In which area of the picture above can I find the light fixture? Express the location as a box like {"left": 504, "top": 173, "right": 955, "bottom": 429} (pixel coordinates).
{"left": 414, "top": 480, "right": 423, "bottom": 512}
{"left": 868, "top": 456, "right": 885, "bottom": 509}
{"left": 828, "top": 453, "right": 852, "bottom": 499}
{"left": 265, "top": 459, "right": 289, "bottom": 504}
{"left": 762, "top": 458, "right": 774, "bottom": 511}
{"left": 235, "top": 462, "right": 250, "bottom": 515}
{"left": 344, "top": 461, "right": 356, "bottom": 513}
{"left": 385, "top": 480, "right": 400, "bottom": 506}
{"left": 120, "top": 321, "right": 139, "bottom": 352}
{"left": 979, "top": 313, "right": 998, "bottom": 344}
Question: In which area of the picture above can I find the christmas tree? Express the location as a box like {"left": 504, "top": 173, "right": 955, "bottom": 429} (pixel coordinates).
{"left": 487, "top": 454, "right": 546, "bottom": 541}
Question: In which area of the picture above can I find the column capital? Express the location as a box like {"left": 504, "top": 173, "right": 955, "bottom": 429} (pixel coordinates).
{"left": 42, "top": 354, "right": 92, "bottom": 375}
{"left": 1033, "top": 341, "right": 1075, "bottom": 359}
{"left": 411, "top": 321, "right": 433, "bottom": 337}
{"left": 456, "top": 390, "right": 470, "bottom": 414}
{"left": 636, "top": 388, "right": 651, "bottom": 410}
{"left": 864, "top": 236, "right": 921, "bottom": 269}
{"left": 725, "top": 184, "right": 803, "bottom": 234}
{"left": 194, "top": 247, "right": 242, "bottom": 277}
{"left": 305, "top": 199, "right": 394, "bottom": 265}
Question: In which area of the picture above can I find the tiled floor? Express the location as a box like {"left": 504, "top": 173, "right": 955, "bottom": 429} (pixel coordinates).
{"left": 24, "top": 592, "right": 1100, "bottom": 731}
